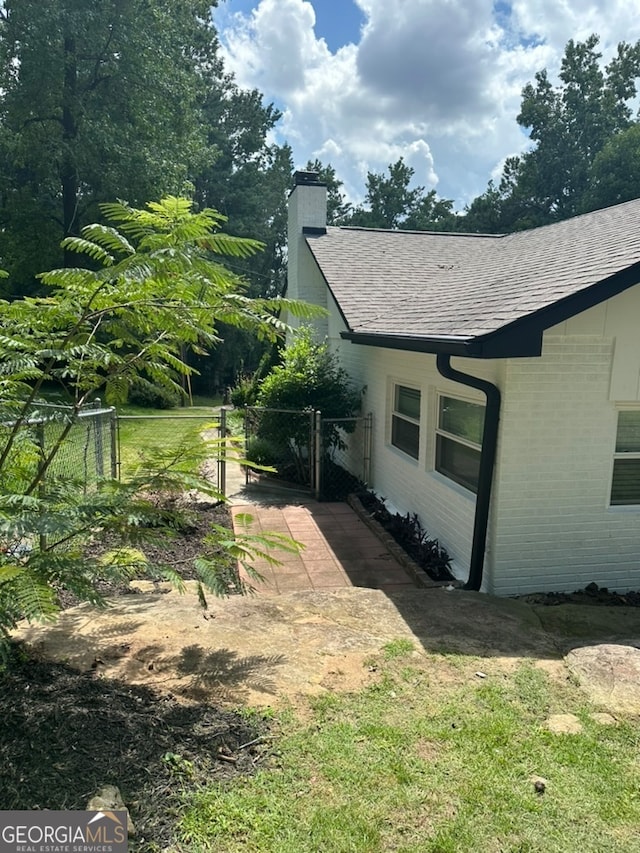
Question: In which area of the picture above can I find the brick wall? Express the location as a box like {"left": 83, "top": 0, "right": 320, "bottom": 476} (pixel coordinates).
{"left": 328, "top": 295, "right": 503, "bottom": 581}
{"left": 489, "top": 334, "right": 640, "bottom": 596}
{"left": 328, "top": 298, "right": 640, "bottom": 596}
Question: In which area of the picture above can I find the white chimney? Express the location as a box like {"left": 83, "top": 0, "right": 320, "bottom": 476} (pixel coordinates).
{"left": 286, "top": 171, "right": 328, "bottom": 338}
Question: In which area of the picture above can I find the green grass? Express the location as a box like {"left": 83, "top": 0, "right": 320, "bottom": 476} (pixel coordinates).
{"left": 179, "top": 649, "right": 640, "bottom": 853}
{"left": 116, "top": 397, "right": 222, "bottom": 480}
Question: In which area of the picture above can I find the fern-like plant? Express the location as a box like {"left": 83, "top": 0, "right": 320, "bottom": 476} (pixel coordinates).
{"left": 0, "top": 197, "right": 320, "bottom": 657}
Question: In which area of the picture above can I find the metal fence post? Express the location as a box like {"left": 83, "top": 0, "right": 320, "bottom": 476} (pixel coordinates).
{"left": 110, "top": 408, "right": 118, "bottom": 479}
{"left": 314, "top": 410, "right": 321, "bottom": 500}
{"left": 364, "top": 412, "right": 373, "bottom": 487}
{"left": 94, "top": 415, "right": 104, "bottom": 479}
{"left": 219, "top": 407, "right": 227, "bottom": 499}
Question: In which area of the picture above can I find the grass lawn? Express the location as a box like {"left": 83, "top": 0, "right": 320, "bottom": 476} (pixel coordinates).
{"left": 179, "top": 642, "right": 640, "bottom": 853}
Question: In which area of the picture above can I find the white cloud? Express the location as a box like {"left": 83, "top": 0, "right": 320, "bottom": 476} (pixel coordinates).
{"left": 215, "top": 0, "right": 640, "bottom": 209}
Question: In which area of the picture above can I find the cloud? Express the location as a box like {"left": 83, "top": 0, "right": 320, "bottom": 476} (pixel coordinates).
{"left": 220, "top": 0, "right": 332, "bottom": 94}
{"left": 215, "top": 0, "right": 640, "bottom": 209}
{"left": 356, "top": 0, "right": 500, "bottom": 122}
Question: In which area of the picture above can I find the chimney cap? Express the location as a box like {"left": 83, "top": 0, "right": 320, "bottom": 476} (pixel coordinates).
{"left": 294, "top": 170, "right": 326, "bottom": 187}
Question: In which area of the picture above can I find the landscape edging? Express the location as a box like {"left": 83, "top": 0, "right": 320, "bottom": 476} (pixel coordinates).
{"left": 346, "top": 494, "right": 455, "bottom": 590}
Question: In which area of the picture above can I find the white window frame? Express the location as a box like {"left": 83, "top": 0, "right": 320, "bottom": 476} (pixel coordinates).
{"left": 434, "top": 393, "right": 484, "bottom": 494}
{"left": 610, "top": 407, "right": 640, "bottom": 507}
{"left": 390, "top": 383, "right": 421, "bottom": 460}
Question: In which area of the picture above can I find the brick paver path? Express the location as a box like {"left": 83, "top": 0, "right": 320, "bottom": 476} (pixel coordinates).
{"left": 232, "top": 500, "right": 418, "bottom": 594}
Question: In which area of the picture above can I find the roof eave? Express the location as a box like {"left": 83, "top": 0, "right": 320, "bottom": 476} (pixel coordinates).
{"left": 340, "top": 328, "right": 543, "bottom": 358}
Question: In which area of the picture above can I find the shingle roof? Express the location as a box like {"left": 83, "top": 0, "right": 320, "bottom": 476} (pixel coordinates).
{"left": 304, "top": 198, "right": 640, "bottom": 357}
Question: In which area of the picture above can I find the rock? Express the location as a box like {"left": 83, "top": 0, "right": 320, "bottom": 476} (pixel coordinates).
{"left": 566, "top": 644, "right": 640, "bottom": 716}
{"left": 545, "top": 713, "right": 583, "bottom": 734}
{"left": 531, "top": 775, "right": 547, "bottom": 794}
{"left": 87, "top": 785, "right": 136, "bottom": 837}
{"left": 590, "top": 712, "right": 617, "bottom": 726}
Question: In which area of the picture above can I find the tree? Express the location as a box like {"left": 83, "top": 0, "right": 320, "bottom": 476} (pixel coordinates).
{"left": 583, "top": 123, "right": 640, "bottom": 211}
{"left": 348, "top": 158, "right": 456, "bottom": 231}
{"left": 462, "top": 35, "right": 640, "bottom": 233}
{"left": 0, "top": 0, "right": 219, "bottom": 294}
{"left": 0, "top": 197, "right": 317, "bottom": 651}
{"left": 459, "top": 156, "right": 544, "bottom": 233}
{"left": 191, "top": 84, "right": 295, "bottom": 392}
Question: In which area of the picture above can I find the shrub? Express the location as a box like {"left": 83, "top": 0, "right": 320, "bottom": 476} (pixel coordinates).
{"left": 229, "top": 375, "right": 258, "bottom": 409}
{"left": 245, "top": 436, "right": 280, "bottom": 468}
{"left": 254, "top": 328, "right": 361, "bottom": 483}
{"left": 129, "top": 378, "right": 180, "bottom": 409}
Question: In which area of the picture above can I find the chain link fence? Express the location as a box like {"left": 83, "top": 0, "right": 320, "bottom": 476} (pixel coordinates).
{"left": 1, "top": 400, "right": 118, "bottom": 493}
{"left": 116, "top": 410, "right": 225, "bottom": 495}
{"left": 319, "top": 413, "right": 372, "bottom": 500}
{"left": 244, "top": 407, "right": 372, "bottom": 500}
{"left": 244, "top": 407, "right": 316, "bottom": 487}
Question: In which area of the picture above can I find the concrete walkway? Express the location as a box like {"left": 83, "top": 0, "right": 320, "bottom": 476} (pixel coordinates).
{"left": 227, "top": 463, "right": 418, "bottom": 595}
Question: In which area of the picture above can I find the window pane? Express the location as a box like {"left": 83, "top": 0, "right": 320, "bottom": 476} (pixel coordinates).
{"left": 616, "top": 411, "right": 640, "bottom": 453}
{"left": 436, "top": 434, "right": 480, "bottom": 493}
{"left": 611, "top": 458, "right": 640, "bottom": 505}
{"left": 395, "top": 386, "right": 420, "bottom": 421}
{"left": 439, "top": 397, "right": 483, "bottom": 445}
{"left": 392, "top": 415, "right": 419, "bottom": 459}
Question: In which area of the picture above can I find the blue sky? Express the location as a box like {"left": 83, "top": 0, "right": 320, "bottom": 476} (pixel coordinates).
{"left": 219, "top": 0, "right": 366, "bottom": 51}
{"left": 213, "top": 0, "right": 640, "bottom": 210}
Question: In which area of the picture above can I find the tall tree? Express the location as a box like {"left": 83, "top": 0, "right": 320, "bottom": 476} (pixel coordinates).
{"left": 348, "top": 158, "right": 456, "bottom": 231}
{"left": 192, "top": 84, "right": 295, "bottom": 391}
{"left": 583, "top": 123, "right": 640, "bottom": 211}
{"left": 516, "top": 35, "right": 640, "bottom": 222}
{"left": 461, "top": 35, "right": 640, "bottom": 233}
{"left": 0, "top": 0, "right": 218, "bottom": 294}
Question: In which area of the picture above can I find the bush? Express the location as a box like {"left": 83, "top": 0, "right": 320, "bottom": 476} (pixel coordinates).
{"left": 254, "top": 328, "right": 361, "bottom": 485}
{"left": 128, "top": 379, "right": 180, "bottom": 409}
{"left": 229, "top": 375, "right": 258, "bottom": 409}
{"left": 245, "top": 436, "right": 280, "bottom": 468}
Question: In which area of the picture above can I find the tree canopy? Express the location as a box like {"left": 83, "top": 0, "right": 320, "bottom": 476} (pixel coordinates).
{"left": 347, "top": 158, "right": 456, "bottom": 231}
{"left": 460, "top": 34, "right": 640, "bottom": 232}
{"left": 0, "top": 0, "right": 220, "bottom": 291}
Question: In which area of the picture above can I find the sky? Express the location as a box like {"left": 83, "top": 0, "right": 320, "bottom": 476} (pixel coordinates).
{"left": 212, "top": 0, "right": 640, "bottom": 211}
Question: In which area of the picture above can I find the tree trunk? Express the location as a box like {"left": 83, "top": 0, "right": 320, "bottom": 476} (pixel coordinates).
{"left": 61, "top": 33, "right": 79, "bottom": 266}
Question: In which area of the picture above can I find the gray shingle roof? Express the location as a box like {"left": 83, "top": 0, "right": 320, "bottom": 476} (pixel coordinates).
{"left": 304, "top": 199, "right": 640, "bottom": 352}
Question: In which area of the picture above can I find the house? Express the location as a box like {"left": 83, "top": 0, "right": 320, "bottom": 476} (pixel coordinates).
{"left": 286, "top": 170, "right": 640, "bottom": 596}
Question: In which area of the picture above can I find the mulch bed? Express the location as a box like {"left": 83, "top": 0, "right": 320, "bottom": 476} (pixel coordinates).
{"left": 2, "top": 500, "right": 270, "bottom": 851}
{"left": 59, "top": 501, "right": 234, "bottom": 608}
{"left": 519, "top": 582, "right": 640, "bottom": 607}
{"left": 0, "top": 646, "right": 270, "bottom": 851}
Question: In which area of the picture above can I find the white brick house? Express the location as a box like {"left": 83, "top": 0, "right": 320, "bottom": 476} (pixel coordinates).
{"left": 287, "top": 171, "right": 640, "bottom": 596}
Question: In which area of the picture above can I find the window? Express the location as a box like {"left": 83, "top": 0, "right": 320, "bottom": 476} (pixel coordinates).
{"left": 611, "top": 410, "right": 640, "bottom": 506}
{"left": 435, "top": 395, "right": 484, "bottom": 493}
{"left": 391, "top": 384, "right": 420, "bottom": 459}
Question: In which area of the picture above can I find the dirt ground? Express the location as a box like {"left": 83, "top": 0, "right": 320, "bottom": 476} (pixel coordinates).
{"left": 6, "top": 490, "right": 640, "bottom": 851}
{"left": 7, "top": 583, "right": 640, "bottom": 851}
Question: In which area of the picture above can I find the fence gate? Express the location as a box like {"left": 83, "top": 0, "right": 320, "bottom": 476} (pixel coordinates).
{"left": 116, "top": 409, "right": 226, "bottom": 497}
{"left": 244, "top": 407, "right": 316, "bottom": 489}
{"left": 318, "top": 413, "right": 372, "bottom": 500}
{"left": 244, "top": 407, "right": 372, "bottom": 501}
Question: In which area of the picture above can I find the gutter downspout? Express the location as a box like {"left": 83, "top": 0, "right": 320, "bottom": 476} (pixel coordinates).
{"left": 436, "top": 354, "right": 501, "bottom": 592}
